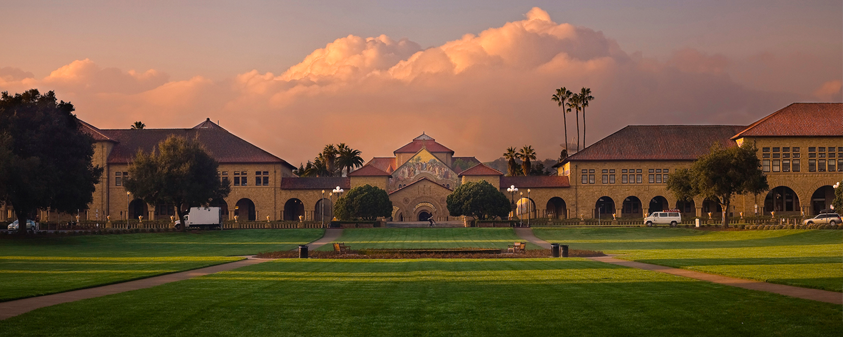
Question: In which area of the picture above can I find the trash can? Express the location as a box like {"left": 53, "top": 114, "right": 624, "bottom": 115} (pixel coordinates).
{"left": 298, "top": 245, "right": 309, "bottom": 259}
{"left": 561, "top": 245, "right": 569, "bottom": 258}
{"left": 550, "top": 243, "right": 560, "bottom": 257}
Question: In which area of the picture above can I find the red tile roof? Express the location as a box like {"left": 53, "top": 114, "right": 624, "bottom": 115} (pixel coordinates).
{"left": 564, "top": 125, "right": 746, "bottom": 162}
{"left": 458, "top": 163, "right": 503, "bottom": 176}
{"left": 394, "top": 133, "right": 454, "bottom": 154}
{"left": 388, "top": 177, "right": 452, "bottom": 194}
{"left": 500, "top": 176, "right": 570, "bottom": 188}
{"left": 348, "top": 164, "right": 391, "bottom": 177}
{"left": 280, "top": 177, "right": 350, "bottom": 190}
{"left": 366, "top": 157, "right": 397, "bottom": 173}
{"left": 98, "top": 119, "right": 294, "bottom": 168}
{"left": 732, "top": 103, "right": 843, "bottom": 139}
{"left": 79, "top": 120, "right": 115, "bottom": 142}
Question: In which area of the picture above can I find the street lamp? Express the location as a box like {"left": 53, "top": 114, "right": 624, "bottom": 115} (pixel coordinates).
{"left": 527, "top": 189, "right": 531, "bottom": 227}
{"left": 333, "top": 186, "right": 344, "bottom": 222}
{"left": 506, "top": 185, "right": 518, "bottom": 220}
{"left": 126, "top": 191, "right": 131, "bottom": 225}
{"left": 321, "top": 190, "right": 325, "bottom": 228}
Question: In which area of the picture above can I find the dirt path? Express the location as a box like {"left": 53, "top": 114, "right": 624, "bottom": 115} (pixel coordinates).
{"left": 514, "top": 227, "right": 842, "bottom": 305}
{"left": 306, "top": 228, "right": 342, "bottom": 250}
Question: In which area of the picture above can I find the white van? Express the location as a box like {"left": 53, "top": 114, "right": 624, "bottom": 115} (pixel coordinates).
{"left": 645, "top": 210, "right": 681, "bottom": 227}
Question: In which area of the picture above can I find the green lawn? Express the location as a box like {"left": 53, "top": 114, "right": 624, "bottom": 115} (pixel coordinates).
{"left": 0, "top": 229, "right": 324, "bottom": 301}
{"left": 315, "top": 228, "right": 539, "bottom": 251}
{"left": 533, "top": 228, "right": 843, "bottom": 291}
{"left": 0, "top": 259, "right": 839, "bottom": 336}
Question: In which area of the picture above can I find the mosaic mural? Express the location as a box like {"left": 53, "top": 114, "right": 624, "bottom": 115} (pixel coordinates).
{"left": 388, "top": 149, "right": 458, "bottom": 192}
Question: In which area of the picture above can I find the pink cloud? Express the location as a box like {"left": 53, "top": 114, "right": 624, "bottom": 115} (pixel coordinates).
{"left": 813, "top": 80, "right": 842, "bottom": 101}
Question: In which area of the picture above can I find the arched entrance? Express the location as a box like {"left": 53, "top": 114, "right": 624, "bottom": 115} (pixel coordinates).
{"left": 516, "top": 198, "right": 536, "bottom": 220}
{"left": 621, "top": 196, "right": 642, "bottom": 217}
{"left": 418, "top": 211, "right": 432, "bottom": 221}
{"left": 811, "top": 186, "right": 834, "bottom": 215}
{"left": 648, "top": 196, "right": 669, "bottom": 214}
{"left": 595, "top": 196, "right": 615, "bottom": 218}
{"left": 702, "top": 198, "right": 722, "bottom": 218}
{"left": 210, "top": 199, "right": 229, "bottom": 218}
{"left": 546, "top": 197, "right": 567, "bottom": 219}
{"left": 283, "top": 199, "right": 304, "bottom": 221}
{"left": 314, "top": 198, "right": 333, "bottom": 222}
{"left": 128, "top": 199, "right": 148, "bottom": 220}
{"left": 235, "top": 198, "right": 256, "bottom": 221}
{"left": 764, "top": 186, "right": 800, "bottom": 215}
{"left": 675, "top": 199, "right": 695, "bottom": 217}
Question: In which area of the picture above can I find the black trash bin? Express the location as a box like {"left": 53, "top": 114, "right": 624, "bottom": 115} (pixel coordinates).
{"left": 550, "top": 243, "right": 560, "bottom": 257}
{"left": 561, "top": 244, "right": 569, "bottom": 258}
{"left": 298, "top": 245, "right": 309, "bottom": 259}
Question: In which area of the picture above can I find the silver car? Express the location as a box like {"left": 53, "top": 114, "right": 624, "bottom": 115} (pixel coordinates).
{"left": 802, "top": 213, "right": 841, "bottom": 226}
{"left": 7, "top": 220, "right": 39, "bottom": 233}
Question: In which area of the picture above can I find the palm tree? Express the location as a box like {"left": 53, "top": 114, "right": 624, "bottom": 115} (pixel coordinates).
{"left": 566, "top": 94, "right": 583, "bottom": 152}
{"left": 313, "top": 155, "right": 329, "bottom": 177}
{"left": 321, "top": 144, "right": 338, "bottom": 176}
{"left": 337, "top": 143, "right": 364, "bottom": 176}
{"left": 579, "top": 87, "right": 594, "bottom": 148}
{"left": 294, "top": 162, "right": 316, "bottom": 177}
{"left": 503, "top": 147, "right": 520, "bottom": 177}
{"left": 131, "top": 121, "right": 145, "bottom": 130}
{"left": 551, "top": 87, "right": 572, "bottom": 153}
{"left": 519, "top": 145, "right": 536, "bottom": 176}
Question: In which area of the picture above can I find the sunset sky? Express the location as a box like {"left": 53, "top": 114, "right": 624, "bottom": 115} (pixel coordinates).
{"left": 1, "top": 1, "right": 841, "bottom": 166}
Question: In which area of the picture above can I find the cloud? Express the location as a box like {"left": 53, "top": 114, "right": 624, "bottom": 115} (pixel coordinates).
{"left": 0, "top": 7, "right": 815, "bottom": 165}
{"left": 813, "top": 80, "right": 842, "bottom": 101}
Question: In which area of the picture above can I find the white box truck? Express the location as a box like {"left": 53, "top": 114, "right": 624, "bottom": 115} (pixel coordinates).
{"left": 182, "top": 207, "right": 223, "bottom": 230}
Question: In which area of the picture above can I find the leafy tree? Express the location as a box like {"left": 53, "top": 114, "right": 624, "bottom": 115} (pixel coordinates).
{"left": 566, "top": 94, "right": 582, "bottom": 152}
{"left": 579, "top": 87, "right": 594, "bottom": 147}
{"left": 559, "top": 148, "right": 569, "bottom": 162}
{"left": 666, "top": 142, "right": 768, "bottom": 227}
{"left": 334, "top": 184, "right": 392, "bottom": 221}
{"left": 503, "top": 147, "right": 520, "bottom": 176}
{"left": 446, "top": 180, "right": 510, "bottom": 220}
{"left": 124, "top": 135, "right": 230, "bottom": 231}
{"left": 519, "top": 145, "right": 536, "bottom": 176}
{"left": 131, "top": 121, "right": 145, "bottom": 130}
{"left": 337, "top": 143, "right": 364, "bottom": 176}
{"left": 551, "top": 87, "right": 573, "bottom": 153}
{"left": 833, "top": 181, "right": 842, "bottom": 212}
{"left": 0, "top": 89, "right": 103, "bottom": 235}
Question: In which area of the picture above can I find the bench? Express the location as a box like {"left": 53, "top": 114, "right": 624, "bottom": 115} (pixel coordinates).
{"left": 507, "top": 242, "right": 526, "bottom": 253}
{"left": 333, "top": 242, "right": 350, "bottom": 254}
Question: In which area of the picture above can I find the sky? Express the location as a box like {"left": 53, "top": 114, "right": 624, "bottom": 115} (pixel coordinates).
{"left": 1, "top": 0, "right": 841, "bottom": 166}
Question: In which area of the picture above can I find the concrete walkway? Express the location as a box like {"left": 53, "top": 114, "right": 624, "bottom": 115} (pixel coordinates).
{"left": 514, "top": 228, "right": 842, "bottom": 305}
{"left": 306, "top": 228, "right": 343, "bottom": 249}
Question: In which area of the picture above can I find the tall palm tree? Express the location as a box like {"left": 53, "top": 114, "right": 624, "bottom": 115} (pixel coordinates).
{"left": 321, "top": 144, "right": 338, "bottom": 176}
{"left": 551, "top": 87, "right": 572, "bottom": 153}
{"left": 566, "top": 94, "right": 583, "bottom": 152}
{"left": 579, "top": 87, "right": 594, "bottom": 148}
{"left": 519, "top": 145, "right": 536, "bottom": 176}
{"left": 337, "top": 143, "right": 364, "bottom": 176}
{"left": 131, "top": 121, "right": 145, "bottom": 130}
{"left": 313, "top": 155, "right": 329, "bottom": 177}
{"left": 503, "top": 147, "right": 520, "bottom": 177}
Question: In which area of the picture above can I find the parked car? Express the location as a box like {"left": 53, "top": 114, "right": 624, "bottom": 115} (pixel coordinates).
{"left": 802, "top": 213, "right": 841, "bottom": 226}
{"left": 645, "top": 211, "right": 682, "bottom": 227}
{"left": 7, "top": 220, "right": 39, "bottom": 233}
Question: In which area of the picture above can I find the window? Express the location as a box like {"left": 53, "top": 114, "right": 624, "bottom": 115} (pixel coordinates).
{"left": 829, "top": 159, "right": 836, "bottom": 172}
{"left": 782, "top": 160, "right": 790, "bottom": 172}
{"left": 772, "top": 153, "right": 780, "bottom": 158}
{"left": 818, "top": 160, "right": 826, "bottom": 172}
{"left": 830, "top": 153, "right": 836, "bottom": 158}
{"left": 609, "top": 175, "right": 615, "bottom": 184}
{"left": 656, "top": 174, "right": 662, "bottom": 183}
{"left": 762, "top": 147, "right": 770, "bottom": 152}
{"left": 772, "top": 160, "right": 780, "bottom": 172}
{"left": 656, "top": 169, "right": 662, "bottom": 173}
{"left": 808, "top": 147, "right": 816, "bottom": 152}
{"left": 622, "top": 169, "right": 627, "bottom": 173}
{"left": 589, "top": 174, "right": 595, "bottom": 184}
{"left": 838, "top": 159, "right": 843, "bottom": 172}
{"left": 221, "top": 171, "right": 229, "bottom": 185}
{"left": 772, "top": 147, "right": 779, "bottom": 152}
{"left": 782, "top": 147, "right": 789, "bottom": 152}
{"left": 793, "top": 153, "right": 800, "bottom": 158}
{"left": 602, "top": 175, "right": 608, "bottom": 184}
{"left": 636, "top": 169, "right": 642, "bottom": 173}
{"left": 839, "top": 147, "right": 843, "bottom": 152}
{"left": 663, "top": 174, "right": 669, "bottom": 182}
{"left": 762, "top": 153, "right": 770, "bottom": 158}
{"left": 648, "top": 169, "right": 654, "bottom": 173}
{"left": 793, "top": 159, "right": 800, "bottom": 172}
{"left": 808, "top": 159, "right": 816, "bottom": 172}
{"left": 648, "top": 174, "right": 655, "bottom": 183}
{"left": 234, "top": 172, "right": 240, "bottom": 186}
{"left": 582, "top": 174, "right": 588, "bottom": 184}
{"left": 783, "top": 153, "right": 790, "bottom": 159}
{"left": 622, "top": 175, "right": 628, "bottom": 184}
{"left": 115, "top": 172, "right": 122, "bottom": 186}
{"left": 589, "top": 169, "right": 595, "bottom": 173}
{"left": 255, "top": 171, "right": 269, "bottom": 186}
{"left": 636, "top": 174, "right": 642, "bottom": 184}
{"left": 762, "top": 159, "right": 770, "bottom": 172}
{"left": 663, "top": 169, "right": 668, "bottom": 173}
{"left": 240, "top": 171, "right": 247, "bottom": 186}
{"left": 263, "top": 171, "right": 269, "bottom": 186}
{"left": 609, "top": 169, "right": 615, "bottom": 173}
{"left": 818, "top": 147, "right": 825, "bottom": 152}
{"left": 793, "top": 147, "right": 800, "bottom": 153}
{"left": 602, "top": 169, "right": 608, "bottom": 173}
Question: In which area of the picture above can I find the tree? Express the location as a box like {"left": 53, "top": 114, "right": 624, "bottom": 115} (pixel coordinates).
{"left": 131, "top": 121, "right": 146, "bottom": 130}
{"left": 503, "top": 147, "right": 520, "bottom": 176}
{"left": 0, "top": 89, "right": 103, "bottom": 235}
{"left": 833, "top": 181, "right": 842, "bottom": 213}
{"left": 446, "top": 180, "right": 510, "bottom": 220}
{"left": 666, "top": 142, "right": 768, "bottom": 227}
{"left": 337, "top": 143, "right": 364, "bottom": 176}
{"left": 579, "top": 87, "right": 594, "bottom": 148}
{"left": 322, "top": 144, "right": 338, "bottom": 176}
{"left": 124, "top": 135, "right": 230, "bottom": 231}
{"left": 566, "top": 94, "right": 582, "bottom": 152}
{"left": 519, "top": 145, "right": 536, "bottom": 176}
{"left": 334, "top": 184, "right": 392, "bottom": 221}
{"left": 551, "top": 87, "right": 573, "bottom": 153}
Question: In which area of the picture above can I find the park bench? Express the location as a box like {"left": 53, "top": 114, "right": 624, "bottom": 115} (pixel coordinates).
{"left": 507, "top": 242, "right": 526, "bottom": 253}
{"left": 333, "top": 242, "right": 350, "bottom": 254}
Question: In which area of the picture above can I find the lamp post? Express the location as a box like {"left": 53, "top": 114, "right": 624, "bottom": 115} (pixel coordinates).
{"left": 321, "top": 190, "right": 325, "bottom": 228}
{"left": 333, "top": 186, "right": 344, "bottom": 222}
{"left": 126, "top": 191, "right": 131, "bottom": 226}
{"left": 527, "top": 189, "right": 531, "bottom": 227}
{"left": 506, "top": 185, "right": 518, "bottom": 220}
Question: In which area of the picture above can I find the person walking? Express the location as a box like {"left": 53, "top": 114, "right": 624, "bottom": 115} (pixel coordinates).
{"left": 428, "top": 216, "right": 436, "bottom": 227}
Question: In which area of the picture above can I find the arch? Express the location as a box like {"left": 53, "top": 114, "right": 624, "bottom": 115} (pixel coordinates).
{"left": 210, "top": 199, "right": 229, "bottom": 218}
{"left": 418, "top": 211, "right": 432, "bottom": 221}
{"left": 811, "top": 185, "right": 834, "bottom": 215}
{"left": 283, "top": 198, "right": 304, "bottom": 221}
{"left": 314, "top": 198, "right": 333, "bottom": 222}
{"left": 763, "top": 186, "right": 800, "bottom": 215}
{"left": 675, "top": 199, "right": 696, "bottom": 217}
{"left": 621, "top": 196, "right": 642, "bottom": 217}
{"left": 594, "top": 196, "right": 615, "bottom": 218}
{"left": 546, "top": 197, "right": 567, "bottom": 219}
{"left": 648, "top": 196, "right": 669, "bottom": 214}
{"left": 702, "top": 198, "right": 722, "bottom": 218}
{"left": 236, "top": 198, "right": 257, "bottom": 221}
{"left": 516, "top": 197, "right": 537, "bottom": 220}
{"left": 128, "top": 199, "right": 148, "bottom": 220}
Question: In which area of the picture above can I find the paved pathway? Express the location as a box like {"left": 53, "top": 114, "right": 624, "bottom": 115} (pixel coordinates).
{"left": 306, "top": 228, "right": 343, "bottom": 249}
{"left": 514, "top": 227, "right": 842, "bottom": 305}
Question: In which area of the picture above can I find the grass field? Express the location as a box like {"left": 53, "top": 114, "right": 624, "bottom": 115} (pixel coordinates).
{"left": 315, "top": 228, "right": 540, "bottom": 251}
{"left": 0, "top": 229, "right": 323, "bottom": 301}
{"left": 1, "top": 258, "right": 839, "bottom": 336}
{"left": 532, "top": 228, "right": 843, "bottom": 291}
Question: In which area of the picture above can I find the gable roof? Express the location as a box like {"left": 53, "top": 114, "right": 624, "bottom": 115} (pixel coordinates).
{"left": 458, "top": 163, "right": 503, "bottom": 177}
{"left": 732, "top": 103, "right": 843, "bottom": 139}
{"left": 348, "top": 164, "right": 391, "bottom": 177}
{"left": 367, "top": 157, "right": 397, "bottom": 173}
{"left": 279, "top": 177, "right": 350, "bottom": 190}
{"left": 79, "top": 120, "right": 115, "bottom": 142}
{"left": 98, "top": 118, "right": 295, "bottom": 168}
{"left": 564, "top": 125, "right": 746, "bottom": 162}
{"left": 388, "top": 177, "right": 453, "bottom": 195}
{"left": 500, "top": 176, "right": 570, "bottom": 188}
{"left": 394, "top": 133, "right": 454, "bottom": 154}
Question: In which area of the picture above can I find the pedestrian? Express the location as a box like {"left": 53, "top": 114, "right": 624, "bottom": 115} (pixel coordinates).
{"left": 428, "top": 217, "right": 436, "bottom": 227}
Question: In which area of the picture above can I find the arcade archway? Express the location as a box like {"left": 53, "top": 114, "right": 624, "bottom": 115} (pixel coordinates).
{"left": 236, "top": 198, "right": 256, "bottom": 221}
{"left": 764, "top": 186, "right": 800, "bottom": 215}
{"left": 546, "top": 197, "right": 567, "bottom": 219}
{"left": 811, "top": 186, "right": 834, "bottom": 215}
{"left": 128, "top": 199, "right": 148, "bottom": 220}
{"left": 314, "top": 198, "right": 333, "bottom": 222}
{"left": 283, "top": 198, "right": 304, "bottom": 221}
{"left": 595, "top": 196, "right": 615, "bottom": 218}
{"left": 621, "top": 196, "right": 642, "bottom": 217}
{"left": 648, "top": 196, "right": 669, "bottom": 214}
